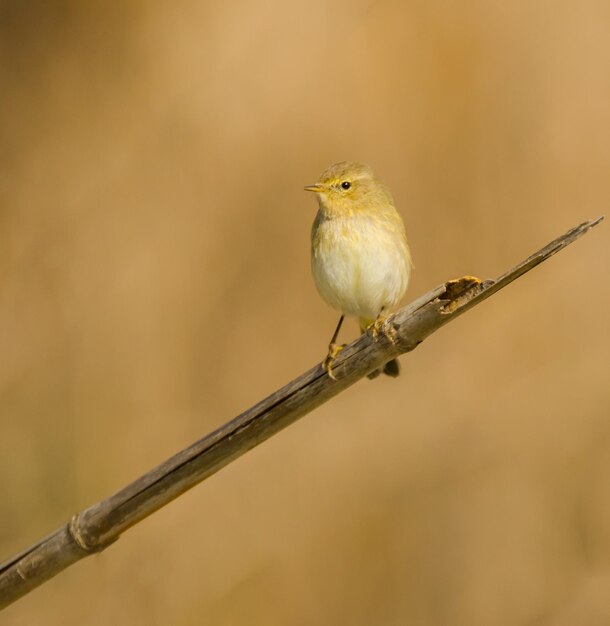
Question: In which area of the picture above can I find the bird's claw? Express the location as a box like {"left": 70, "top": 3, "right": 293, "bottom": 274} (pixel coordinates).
{"left": 323, "top": 342, "right": 346, "bottom": 380}
{"left": 369, "top": 315, "right": 387, "bottom": 338}
{"left": 368, "top": 314, "right": 399, "bottom": 348}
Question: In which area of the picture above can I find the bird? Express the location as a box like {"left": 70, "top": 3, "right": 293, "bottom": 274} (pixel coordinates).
{"left": 306, "top": 161, "right": 412, "bottom": 380}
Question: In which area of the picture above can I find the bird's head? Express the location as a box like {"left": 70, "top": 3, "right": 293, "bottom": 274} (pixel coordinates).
{"left": 304, "top": 161, "right": 392, "bottom": 216}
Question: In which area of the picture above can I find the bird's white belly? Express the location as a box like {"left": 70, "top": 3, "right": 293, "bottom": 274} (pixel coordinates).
{"left": 311, "top": 217, "right": 410, "bottom": 322}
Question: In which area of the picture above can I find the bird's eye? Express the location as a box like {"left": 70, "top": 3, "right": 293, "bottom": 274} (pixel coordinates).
{"left": 341, "top": 181, "right": 351, "bottom": 190}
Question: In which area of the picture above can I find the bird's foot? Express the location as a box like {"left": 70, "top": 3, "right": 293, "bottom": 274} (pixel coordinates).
{"left": 366, "top": 313, "right": 399, "bottom": 353}
{"left": 323, "top": 342, "right": 346, "bottom": 380}
{"left": 369, "top": 315, "right": 387, "bottom": 338}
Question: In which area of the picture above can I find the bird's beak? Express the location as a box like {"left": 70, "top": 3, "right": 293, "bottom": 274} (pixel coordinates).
{"left": 304, "top": 184, "right": 323, "bottom": 193}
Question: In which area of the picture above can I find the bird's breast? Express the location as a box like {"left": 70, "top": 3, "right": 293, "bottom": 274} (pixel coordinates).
{"left": 311, "top": 212, "right": 411, "bottom": 320}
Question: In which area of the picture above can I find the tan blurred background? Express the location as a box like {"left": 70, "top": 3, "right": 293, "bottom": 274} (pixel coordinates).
{"left": 1, "top": 0, "right": 609, "bottom": 624}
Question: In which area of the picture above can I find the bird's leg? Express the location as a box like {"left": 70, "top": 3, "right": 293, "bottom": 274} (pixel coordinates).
{"left": 365, "top": 308, "right": 401, "bottom": 379}
{"left": 369, "top": 308, "right": 398, "bottom": 347}
{"left": 323, "top": 315, "right": 345, "bottom": 380}
{"left": 370, "top": 308, "right": 387, "bottom": 338}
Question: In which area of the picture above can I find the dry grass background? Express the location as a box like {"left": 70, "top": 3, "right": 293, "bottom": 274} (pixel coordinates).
{"left": 1, "top": 1, "right": 609, "bottom": 624}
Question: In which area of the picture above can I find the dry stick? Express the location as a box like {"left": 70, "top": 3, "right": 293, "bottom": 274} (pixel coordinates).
{"left": 0, "top": 217, "right": 603, "bottom": 610}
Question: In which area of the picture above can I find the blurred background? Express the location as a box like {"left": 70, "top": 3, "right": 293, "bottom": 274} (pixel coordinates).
{"left": 1, "top": 0, "right": 609, "bottom": 624}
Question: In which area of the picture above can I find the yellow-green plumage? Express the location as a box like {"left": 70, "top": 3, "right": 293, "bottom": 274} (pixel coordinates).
{"left": 306, "top": 161, "right": 412, "bottom": 378}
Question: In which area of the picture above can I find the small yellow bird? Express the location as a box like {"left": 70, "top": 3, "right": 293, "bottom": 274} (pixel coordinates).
{"left": 306, "top": 161, "right": 412, "bottom": 379}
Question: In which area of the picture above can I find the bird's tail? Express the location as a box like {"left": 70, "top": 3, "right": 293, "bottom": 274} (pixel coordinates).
{"left": 366, "top": 358, "right": 400, "bottom": 379}
{"left": 383, "top": 358, "right": 400, "bottom": 377}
